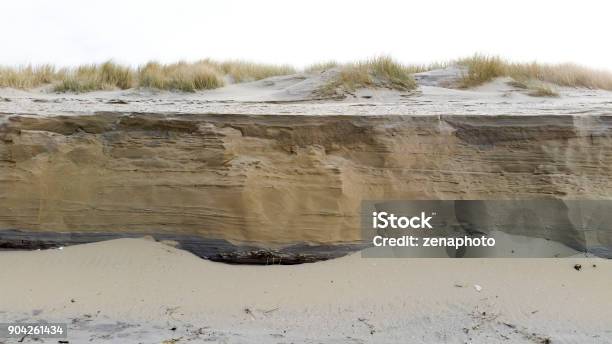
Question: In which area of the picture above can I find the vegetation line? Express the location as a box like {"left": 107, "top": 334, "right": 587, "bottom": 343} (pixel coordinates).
{"left": 0, "top": 60, "right": 295, "bottom": 92}
{"left": 0, "top": 55, "right": 611, "bottom": 94}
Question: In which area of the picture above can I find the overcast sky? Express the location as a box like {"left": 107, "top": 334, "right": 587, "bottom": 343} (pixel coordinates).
{"left": 1, "top": 0, "right": 611, "bottom": 70}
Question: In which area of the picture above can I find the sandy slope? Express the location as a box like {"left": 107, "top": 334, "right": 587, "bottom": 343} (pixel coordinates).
{"left": 0, "top": 238, "right": 610, "bottom": 343}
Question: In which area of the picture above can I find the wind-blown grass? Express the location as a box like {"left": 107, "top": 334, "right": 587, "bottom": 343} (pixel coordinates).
{"left": 11, "top": 58, "right": 410, "bottom": 94}
{"left": 54, "top": 62, "right": 135, "bottom": 92}
{"left": 507, "top": 79, "right": 559, "bottom": 97}
{"left": 137, "top": 59, "right": 294, "bottom": 91}
{"left": 138, "top": 61, "right": 224, "bottom": 92}
{"left": 1, "top": 56, "right": 611, "bottom": 94}
{"left": 0, "top": 65, "right": 56, "bottom": 89}
{"left": 317, "top": 56, "right": 420, "bottom": 97}
{"left": 457, "top": 54, "right": 612, "bottom": 90}
{"left": 509, "top": 62, "right": 612, "bottom": 90}
{"left": 456, "top": 55, "right": 506, "bottom": 88}
{"left": 0, "top": 60, "right": 293, "bottom": 93}
{"left": 205, "top": 59, "right": 296, "bottom": 82}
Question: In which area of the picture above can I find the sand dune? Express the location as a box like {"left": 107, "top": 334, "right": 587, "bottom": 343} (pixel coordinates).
{"left": 1, "top": 68, "right": 611, "bottom": 117}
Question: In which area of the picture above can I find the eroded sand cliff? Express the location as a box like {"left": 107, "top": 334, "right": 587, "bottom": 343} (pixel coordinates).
{"left": 1, "top": 110, "right": 612, "bottom": 261}
{"left": 1, "top": 70, "right": 611, "bottom": 262}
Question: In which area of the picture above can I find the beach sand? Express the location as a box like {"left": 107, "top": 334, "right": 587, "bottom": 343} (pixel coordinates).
{"left": 1, "top": 238, "right": 610, "bottom": 343}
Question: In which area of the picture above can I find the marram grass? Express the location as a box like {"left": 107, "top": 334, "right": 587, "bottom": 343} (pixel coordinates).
{"left": 457, "top": 54, "right": 612, "bottom": 91}
{"left": 0, "top": 56, "right": 611, "bottom": 94}
{"left": 0, "top": 60, "right": 293, "bottom": 93}
{"left": 315, "top": 56, "right": 422, "bottom": 97}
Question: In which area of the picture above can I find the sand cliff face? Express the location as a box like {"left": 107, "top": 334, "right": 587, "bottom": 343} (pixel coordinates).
{"left": 1, "top": 113, "right": 612, "bottom": 261}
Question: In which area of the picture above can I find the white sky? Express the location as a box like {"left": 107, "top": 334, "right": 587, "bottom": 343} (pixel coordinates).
{"left": 1, "top": 0, "right": 611, "bottom": 70}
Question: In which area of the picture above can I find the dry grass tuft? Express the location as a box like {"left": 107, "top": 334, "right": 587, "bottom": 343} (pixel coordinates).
{"left": 206, "top": 60, "right": 296, "bottom": 82}
{"left": 402, "top": 62, "right": 449, "bottom": 74}
{"left": 508, "top": 62, "right": 612, "bottom": 90}
{"left": 318, "top": 56, "right": 419, "bottom": 97}
{"left": 306, "top": 60, "right": 446, "bottom": 75}
{"left": 138, "top": 61, "right": 224, "bottom": 92}
{"left": 508, "top": 79, "right": 559, "bottom": 97}
{"left": 456, "top": 55, "right": 506, "bottom": 88}
{"left": 457, "top": 54, "right": 612, "bottom": 90}
{"left": 0, "top": 65, "right": 57, "bottom": 89}
{"left": 0, "top": 59, "right": 293, "bottom": 93}
{"left": 99, "top": 61, "right": 134, "bottom": 89}
{"left": 138, "top": 60, "right": 294, "bottom": 90}
{"left": 54, "top": 61, "right": 135, "bottom": 92}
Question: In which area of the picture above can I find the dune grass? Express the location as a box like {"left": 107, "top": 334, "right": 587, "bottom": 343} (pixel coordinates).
{"left": 138, "top": 61, "right": 224, "bottom": 92}
{"left": 0, "top": 65, "right": 57, "bottom": 89}
{"left": 205, "top": 59, "right": 296, "bottom": 82}
{"left": 1, "top": 56, "right": 611, "bottom": 95}
{"left": 54, "top": 62, "right": 135, "bottom": 92}
{"left": 507, "top": 79, "right": 559, "bottom": 97}
{"left": 509, "top": 62, "right": 612, "bottom": 90}
{"left": 316, "top": 56, "right": 420, "bottom": 97}
{"left": 58, "top": 61, "right": 222, "bottom": 93}
{"left": 0, "top": 60, "right": 294, "bottom": 93}
{"left": 457, "top": 54, "right": 612, "bottom": 91}
{"left": 456, "top": 55, "right": 507, "bottom": 88}
{"left": 305, "top": 61, "right": 340, "bottom": 73}
{"left": 137, "top": 60, "right": 294, "bottom": 91}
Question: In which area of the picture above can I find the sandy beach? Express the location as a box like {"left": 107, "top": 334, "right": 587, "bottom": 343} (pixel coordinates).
{"left": 0, "top": 238, "right": 610, "bottom": 343}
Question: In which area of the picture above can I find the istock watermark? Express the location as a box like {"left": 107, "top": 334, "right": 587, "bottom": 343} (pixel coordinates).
{"left": 361, "top": 200, "right": 612, "bottom": 258}
{"left": 372, "top": 211, "right": 434, "bottom": 229}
